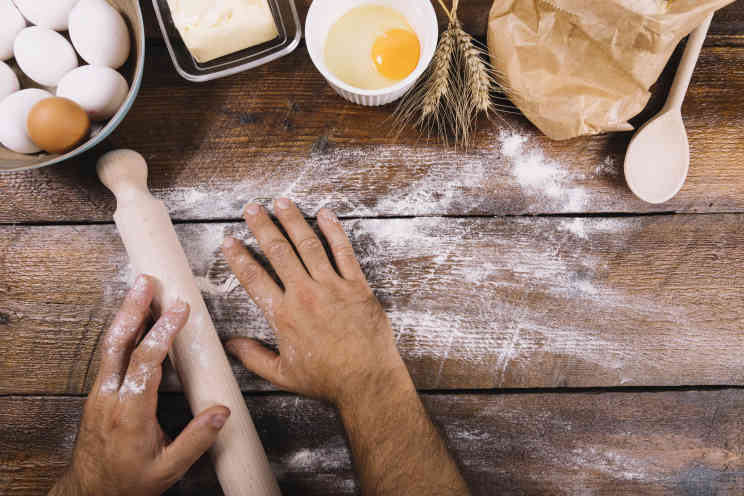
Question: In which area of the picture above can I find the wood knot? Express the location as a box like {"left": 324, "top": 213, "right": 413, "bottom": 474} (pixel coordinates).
{"left": 311, "top": 135, "right": 334, "bottom": 155}
{"left": 238, "top": 113, "right": 259, "bottom": 125}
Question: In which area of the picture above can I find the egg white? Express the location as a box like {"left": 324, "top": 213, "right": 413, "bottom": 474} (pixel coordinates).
{"left": 324, "top": 5, "right": 417, "bottom": 90}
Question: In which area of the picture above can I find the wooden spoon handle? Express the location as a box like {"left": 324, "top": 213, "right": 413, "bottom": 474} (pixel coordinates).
{"left": 664, "top": 13, "right": 714, "bottom": 112}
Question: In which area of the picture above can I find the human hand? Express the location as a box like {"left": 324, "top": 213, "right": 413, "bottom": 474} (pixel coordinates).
{"left": 50, "top": 275, "right": 230, "bottom": 496}
{"left": 221, "top": 199, "right": 409, "bottom": 407}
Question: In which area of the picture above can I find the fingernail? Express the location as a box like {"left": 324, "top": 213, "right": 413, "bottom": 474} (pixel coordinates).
{"left": 275, "top": 197, "right": 291, "bottom": 210}
{"left": 211, "top": 412, "right": 229, "bottom": 429}
{"left": 223, "top": 237, "right": 237, "bottom": 249}
{"left": 224, "top": 341, "right": 238, "bottom": 356}
{"left": 244, "top": 203, "right": 260, "bottom": 216}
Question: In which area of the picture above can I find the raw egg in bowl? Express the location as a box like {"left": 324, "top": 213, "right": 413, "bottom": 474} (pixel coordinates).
{"left": 306, "top": 0, "right": 438, "bottom": 106}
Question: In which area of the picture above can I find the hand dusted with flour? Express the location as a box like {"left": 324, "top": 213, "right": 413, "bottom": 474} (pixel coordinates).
{"left": 222, "top": 199, "right": 470, "bottom": 496}
{"left": 49, "top": 276, "right": 230, "bottom": 496}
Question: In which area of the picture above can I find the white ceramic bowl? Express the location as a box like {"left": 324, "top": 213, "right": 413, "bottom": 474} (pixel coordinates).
{"left": 0, "top": 0, "right": 145, "bottom": 173}
{"left": 305, "top": 0, "right": 438, "bottom": 107}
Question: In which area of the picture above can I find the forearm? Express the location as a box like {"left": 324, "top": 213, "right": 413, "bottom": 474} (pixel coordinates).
{"left": 337, "top": 358, "right": 470, "bottom": 496}
{"left": 222, "top": 201, "right": 469, "bottom": 493}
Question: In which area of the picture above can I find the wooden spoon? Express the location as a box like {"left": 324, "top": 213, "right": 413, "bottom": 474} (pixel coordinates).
{"left": 624, "top": 14, "right": 714, "bottom": 204}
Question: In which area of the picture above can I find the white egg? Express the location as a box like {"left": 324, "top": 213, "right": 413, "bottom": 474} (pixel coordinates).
{"left": 57, "top": 65, "right": 129, "bottom": 121}
{"left": 0, "top": 88, "right": 53, "bottom": 154}
{"left": 69, "top": 0, "right": 130, "bottom": 69}
{"left": 13, "top": 0, "right": 80, "bottom": 31}
{"left": 0, "top": 0, "right": 26, "bottom": 61}
{"left": 14, "top": 27, "right": 78, "bottom": 87}
{"left": 0, "top": 61, "right": 20, "bottom": 101}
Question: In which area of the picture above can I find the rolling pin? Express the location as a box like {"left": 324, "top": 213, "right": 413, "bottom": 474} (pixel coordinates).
{"left": 97, "top": 149, "right": 281, "bottom": 496}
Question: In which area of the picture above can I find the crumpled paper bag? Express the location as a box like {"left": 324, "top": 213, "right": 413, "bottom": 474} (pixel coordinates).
{"left": 488, "top": 0, "right": 735, "bottom": 140}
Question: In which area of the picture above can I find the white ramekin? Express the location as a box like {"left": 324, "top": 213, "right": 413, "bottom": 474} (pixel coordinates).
{"left": 305, "top": 0, "right": 438, "bottom": 107}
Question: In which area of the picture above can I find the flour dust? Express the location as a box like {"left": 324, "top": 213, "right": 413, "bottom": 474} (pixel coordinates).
{"left": 159, "top": 129, "right": 618, "bottom": 219}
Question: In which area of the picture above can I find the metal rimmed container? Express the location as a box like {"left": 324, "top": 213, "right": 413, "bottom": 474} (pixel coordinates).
{"left": 305, "top": 0, "right": 438, "bottom": 106}
{"left": 152, "top": 0, "right": 302, "bottom": 83}
{"left": 0, "top": 0, "right": 145, "bottom": 173}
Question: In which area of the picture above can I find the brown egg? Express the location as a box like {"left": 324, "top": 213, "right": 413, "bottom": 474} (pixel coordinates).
{"left": 27, "top": 97, "right": 90, "bottom": 154}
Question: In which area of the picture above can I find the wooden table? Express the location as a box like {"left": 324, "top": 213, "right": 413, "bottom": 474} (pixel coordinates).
{"left": 2, "top": 2, "right": 744, "bottom": 494}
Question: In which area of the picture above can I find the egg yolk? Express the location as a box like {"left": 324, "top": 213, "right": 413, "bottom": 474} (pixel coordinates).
{"left": 372, "top": 29, "right": 420, "bottom": 81}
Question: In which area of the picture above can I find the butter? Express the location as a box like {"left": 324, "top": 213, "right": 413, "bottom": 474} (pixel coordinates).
{"left": 167, "top": 0, "right": 279, "bottom": 63}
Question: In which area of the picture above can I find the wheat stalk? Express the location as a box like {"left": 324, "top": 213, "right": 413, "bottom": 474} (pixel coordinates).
{"left": 420, "top": 26, "right": 454, "bottom": 120}
{"left": 392, "top": 19, "right": 458, "bottom": 143}
{"left": 454, "top": 22, "right": 493, "bottom": 114}
{"left": 392, "top": 0, "right": 505, "bottom": 147}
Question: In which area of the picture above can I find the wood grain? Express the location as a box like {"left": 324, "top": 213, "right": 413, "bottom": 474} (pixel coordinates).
{"left": 2, "top": 391, "right": 744, "bottom": 495}
{"left": 1, "top": 214, "right": 742, "bottom": 394}
{"left": 4, "top": 0, "right": 744, "bottom": 224}
{"left": 2, "top": 38, "right": 744, "bottom": 223}
{"left": 2, "top": 3, "right": 742, "bottom": 493}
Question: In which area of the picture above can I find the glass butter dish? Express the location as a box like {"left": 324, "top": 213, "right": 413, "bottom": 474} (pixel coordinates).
{"left": 151, "top": 0, "right": 301, "bottom": 82}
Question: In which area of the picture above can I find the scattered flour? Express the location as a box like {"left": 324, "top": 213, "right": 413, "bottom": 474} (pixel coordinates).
{"left": 449, "top": 428, "right": 494, "bottom": 442}
{"left": 99, "top": 372, "right": 121, "bottom": 394}
{"left": 63, "top": 431, "right": 77, "bottom": 449}
{"left": 499, "top": 130, "right": 588, "bottom": 212}
{"left": 178, "top": 223, "right": 228, "bottom": 275}
{"left": 570, "top": 447, "right": 651, "bottom": 481}
{"left": 343, "top": 216, "right": 695, "bottom": 388}
{"left": 116, "top": 225, "right": 239, "bottom": 299}
{"left": 119, "top": 363, "right": 150, "bottom": 397}
{"left": 103, "top": 276, "right": 149, "bottom": 356}
{"left": 142, "top": 311, "right": 182, "bottom": 351}
{"left": 109, "top": 214, "right": 707, "bottom": 390}
{"left": 284, "top": 446, "right": 349, "bottom": 472}
{"left": 160, "top": 128, "right": 608, "bottom": 218}
{"left": 559, "top": 218, "right": 589, "bottom": 240}
{"left": 595, "top": 156, "right": 619, "bottom": 177}
{"left": 117, "top": 262, "right": 137, "bottom": 287}
{"left": 185, "top": 311, "right": 214, "bottom": 370}
{"left": 499, "top": 131, "right": 528, "bottom": 157}
{"left": 558, "top": 217, "right": 643, "bottom": 243}
{"left": 276, "top": 436, "right": 352, "bottom": 475}
{"left": 195, "top": 274, "right": 240, "bottom": 296}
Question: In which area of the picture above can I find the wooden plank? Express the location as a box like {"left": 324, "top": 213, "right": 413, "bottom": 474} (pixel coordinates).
{"left": 1, "top": 39, "right": 744, "bottom": 223}
{"left": 3, "top": 4, "right": 744, "bottom": 223}
{"left": 711, "top": 1, "right": 744, "bottom": 39}
{"left": 1, "top": 214, "right": 743, "bottom": 394}
{"left": 141, "top": 0, "right": 744, "bottom": 40}
{"left": 2, "top": 391, "right": 744, "bottom": 495}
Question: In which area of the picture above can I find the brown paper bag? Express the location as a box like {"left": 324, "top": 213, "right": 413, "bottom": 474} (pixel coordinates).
{"left": 487, "top": 0, "right": 735, "bottom": 140}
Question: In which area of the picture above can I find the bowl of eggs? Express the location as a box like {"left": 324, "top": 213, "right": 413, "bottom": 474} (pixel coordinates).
{"left": 0, "top": 0, "right": 144, "bottom": 173}
{"left": 306, "top": 0, "right": 438, "bottom": 107}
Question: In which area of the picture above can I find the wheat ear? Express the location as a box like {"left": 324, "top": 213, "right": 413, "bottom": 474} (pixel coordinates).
{"left": 420, "top": 25, "right": 455, "bottom": 120}
{"left": 391, "top": 0, "right": 509, "bottom": 147}
{"left": 454, "top": 22, "right": 494, "bottom": 114}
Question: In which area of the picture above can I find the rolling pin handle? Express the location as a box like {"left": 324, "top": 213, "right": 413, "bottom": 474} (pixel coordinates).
{"left": 97, "top": 149, "right": 150, "bottom": 201}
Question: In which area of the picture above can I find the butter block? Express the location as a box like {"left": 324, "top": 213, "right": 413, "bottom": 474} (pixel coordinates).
{"left": 167, "top": 0, "right": 279, "bottom": 63}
